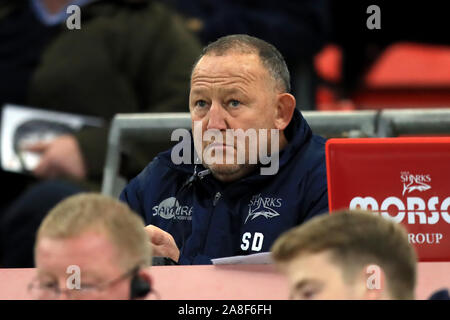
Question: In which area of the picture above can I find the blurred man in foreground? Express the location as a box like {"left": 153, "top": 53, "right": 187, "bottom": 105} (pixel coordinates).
{"left": 271, "top": 210, "right": 417, "bottom": 300}
{"left": 31, "top": 193, "right": 153, "bottom": 300}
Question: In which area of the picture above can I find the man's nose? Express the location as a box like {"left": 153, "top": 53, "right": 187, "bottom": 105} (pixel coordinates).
{"left": 206, "top": 102, "right": 227, "bottom": 131}
{"left": 57, "top": 288, "right": 73, "bottom": 300}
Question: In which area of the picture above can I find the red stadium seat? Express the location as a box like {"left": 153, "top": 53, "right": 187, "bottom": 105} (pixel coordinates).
{"left": 326, "top": 137, "right": 450, "bottom": 261}
{"left": 315, "top": 43, "right": 450, "bottom": 109}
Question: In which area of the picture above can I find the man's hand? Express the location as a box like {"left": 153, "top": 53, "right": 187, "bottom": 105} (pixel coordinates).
{"left": 145, "top": 225, "right": 180, "bottom": 263}
{"left": 25, "top": 135, "right": 87, "bottom": 180}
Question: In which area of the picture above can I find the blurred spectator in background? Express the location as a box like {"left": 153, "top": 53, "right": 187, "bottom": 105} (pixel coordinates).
{"left": 0, "top": 0, "right": 201, "bottom": 267}
{"left": 31, "top": 193, "right": 153, "bottom": 300}
{"left": 0, "top": 0, "right": 200, "bottom": 202}
{"left": 323, "top": 0, "right": 450, "bottom": 107}
{"left": 158, "top": 0, "right": 331, "bottom": 110}
{"left": 271, "top": 210, "right": 417, "bottom": 300}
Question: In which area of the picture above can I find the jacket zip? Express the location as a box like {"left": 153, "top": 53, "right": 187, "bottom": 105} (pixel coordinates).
{"left": 213, "top": 192, "right": 221, "bottom": 206}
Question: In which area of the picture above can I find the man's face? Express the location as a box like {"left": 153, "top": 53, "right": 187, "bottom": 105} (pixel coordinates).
{"left": 34, "top": 231, "right": 133, "bottom": 300}
{"left": 189, "top": 52, "right": 281, "bottom": 182}
{"left": 279, "top": 251, "right": 368, "bottom": 300}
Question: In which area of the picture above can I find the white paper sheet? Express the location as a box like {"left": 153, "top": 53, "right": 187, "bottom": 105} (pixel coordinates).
{"left": 211, "top": 252, "right": 273, "bottom": 265}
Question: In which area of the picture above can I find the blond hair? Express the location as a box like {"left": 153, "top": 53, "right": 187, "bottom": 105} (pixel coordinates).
{"left": 271, "top": 210, "right": 417, "bottom": 299}
{"left": 36, "top": 193, "right": 151, "bottom": 271}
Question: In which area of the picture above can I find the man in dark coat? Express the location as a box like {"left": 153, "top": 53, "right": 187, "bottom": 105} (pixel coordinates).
{"left": 121, "top": 35, "right": 328, "bottom": 265}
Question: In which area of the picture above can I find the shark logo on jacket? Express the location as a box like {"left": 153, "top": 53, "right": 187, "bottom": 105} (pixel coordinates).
{"left": 152, "top": 197, "right": 193, "bottom": 221}
{"left": 244, "top": 194, "right": 282, "bottom": 224}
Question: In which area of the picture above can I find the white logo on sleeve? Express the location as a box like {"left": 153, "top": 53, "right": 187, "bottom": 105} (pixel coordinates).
{"left": 152, "top": 197, "right": 193, "bottom": 221}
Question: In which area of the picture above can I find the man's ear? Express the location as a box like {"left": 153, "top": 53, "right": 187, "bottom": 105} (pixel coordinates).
{"left": 274, "top": 93, "right": 296, "bottom": 130}
{"left": 361, "top": 264, "right": 388, "bottom": 300}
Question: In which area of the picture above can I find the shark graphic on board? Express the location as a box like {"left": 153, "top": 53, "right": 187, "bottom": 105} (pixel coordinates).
{"left": 402, "top": 179, "right": 431, "bottom": 196}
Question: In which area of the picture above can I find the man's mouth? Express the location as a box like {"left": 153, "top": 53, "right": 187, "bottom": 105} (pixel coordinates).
{"left": 204, "top": 142, "right": 235, "bottom": 152}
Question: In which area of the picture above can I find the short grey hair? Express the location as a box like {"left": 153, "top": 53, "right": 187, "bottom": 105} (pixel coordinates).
{"left": 193, "top": 34, "right": 291, "bottom": 93}
{"left": 36, "top": 193, "right": 152, "bottom": 271}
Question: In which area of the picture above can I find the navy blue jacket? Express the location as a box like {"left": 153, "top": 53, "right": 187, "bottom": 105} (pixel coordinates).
{"left": 120, "top": 109, "right": 328, "bottom": 264}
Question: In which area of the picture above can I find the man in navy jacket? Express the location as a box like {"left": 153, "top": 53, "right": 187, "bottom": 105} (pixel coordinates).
{"left": 120, "top": 34, "right": 328, "bottom": 265}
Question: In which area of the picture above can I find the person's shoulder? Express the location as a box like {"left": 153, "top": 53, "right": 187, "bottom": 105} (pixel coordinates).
{"left": 122, "top": 154, "right": 170, "bottom": 196}
{"left": 310, "top": 133, "right": 327, "bottom": 147}
{"left": 136, "top": 153, "right": 173, "bottom": 183}
{"left": 91, "top": 0, "right": 200, "bottom": 51}
{"left": 96, "top": 0, "right": 182, "bottom": 24}
{"left": 299, "top": 133, "right": 327, "bottom": 165}
{"left": 82, "top": 0, "right": 168, "bottom": 24}
{"left": 287, "top": 133, "right": 327, "bottom": 187}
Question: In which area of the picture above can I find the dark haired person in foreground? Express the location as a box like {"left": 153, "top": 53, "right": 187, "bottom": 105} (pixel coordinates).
{"left": 31, "top": 193, "right": 153, "bottom": 300}
{"left": 121, "top": 34, "right": 328, "bottom": 264}
{"left": 271, "top": 210, "right": 418, "bottom": 300}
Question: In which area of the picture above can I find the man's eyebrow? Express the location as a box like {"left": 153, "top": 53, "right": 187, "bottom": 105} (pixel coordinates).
{"left": 190, "top": 87, "right": 247, "bottom": 96}
{"left": 37, "top": 269, "right": 103, "bottom": 282}
{"left": 218, "top": 87, "right": 246, "bottom": 95}
{"left": 36, "top": 271, "right": 56, "bottom": 280}
{"left": 190, "top": 88, "right": 207, "bottom": 95}
{"left": 293, "top": 278, "right": 322, "bottom": 292}
{"left": 80, "top": 271, "right": 104, "bottom": 282}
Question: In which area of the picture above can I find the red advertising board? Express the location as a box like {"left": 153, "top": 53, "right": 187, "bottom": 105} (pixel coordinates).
{"left": 326, "top": 137, "right": 450, "bottom": 261}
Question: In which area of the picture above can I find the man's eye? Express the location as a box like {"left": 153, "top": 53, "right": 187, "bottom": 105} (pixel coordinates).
{"left": 39, "top": 281, "right": 57, "bottom": 290}
{"left": 79, "top": 283, "right": 97, "bottom": 291}
{"left": 195, "top": 100, "right": 208, "bottom": 108}
{"left": 228, "top": 100, "right": 240, "bottom": 108}
{"left": 301, "top": 290, "right": 318, "bottom": 300}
